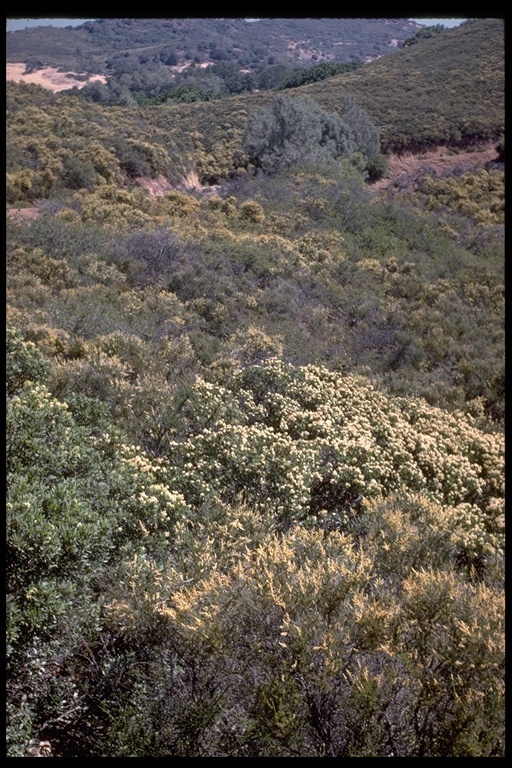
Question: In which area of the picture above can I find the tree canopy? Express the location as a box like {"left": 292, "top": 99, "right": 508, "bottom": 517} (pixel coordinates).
{"left": 243, "top": 93, "right": 380, "bottom": 174}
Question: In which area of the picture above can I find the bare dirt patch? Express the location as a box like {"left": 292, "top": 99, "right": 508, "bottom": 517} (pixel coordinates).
{"left": 372, "top": 142, "right": 499, "bottom": 192}
{"left": 7, "top": 63, "right": 107, "bottom": 92}
{"left": 136, "top": 173, "right": 221, "bottom": 197}
{"left": 135, "top": 175, "right": 175, "bottom": 197}
{"left": 6, "top": 205, "right": 41, "bottom": 221}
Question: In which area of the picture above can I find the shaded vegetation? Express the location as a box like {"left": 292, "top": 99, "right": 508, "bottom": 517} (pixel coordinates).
{"left": 242, "top": 94, "right": 379, "bottom": 175}
{"left": 278, "top": 61, "right": 363, "bottom": 89}
{"left": 7, "top": 18, "right": 424, "bottom": 109}
{"left": 402, "top": 23, "right": 447, "bottom": 47}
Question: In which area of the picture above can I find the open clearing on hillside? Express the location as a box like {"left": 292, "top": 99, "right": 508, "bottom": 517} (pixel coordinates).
{"left": 6, "top": 63, "right": 107, "bottom": 91}
{"left": 372, "top": 142, "right": 498, "bottom": 191}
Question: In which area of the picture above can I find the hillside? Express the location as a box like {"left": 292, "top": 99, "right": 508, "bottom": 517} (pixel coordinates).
{"left": 6, "top": 19, "right": 505, "bottom": 196}
{"left": 146, "top": 17, "right": 504, "bottom": 163}
{"left": 7, "top": 17, "right": 421, "bottom": 72}
{"left": 6, "top": 16, "right": 505, "bottom": 759}
{"left": 300, "top": 18, "right": 504, "bottom": 152}
{"left": 6, "top": 18, "right": 424, "bottom": 107}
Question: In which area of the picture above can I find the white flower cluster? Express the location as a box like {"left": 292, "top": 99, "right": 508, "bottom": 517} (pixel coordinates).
{"left": 118, "top": 443, "right": 189, "bottom": 540}
{"left": 162, "top": 360, "right": 504, "bottom": 550}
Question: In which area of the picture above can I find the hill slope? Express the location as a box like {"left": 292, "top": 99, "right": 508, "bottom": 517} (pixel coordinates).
{"left": 6, "top": 17, "right": 504, "bottom": 761}
{"left": 6, "top": 17, "right": 421, "bottom": 73}
{"left": 6, "top": 18, "right": 504, "bottom": 197}
{"left": 122, "top": 17, "right": 505, "bottom": 175}
{"left": 295, "top": 18, "right": 505, "bottom": 152}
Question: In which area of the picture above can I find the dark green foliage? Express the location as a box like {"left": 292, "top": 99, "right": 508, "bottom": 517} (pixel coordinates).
{"left": 208, "top": 61, "right": 256, "bottom": 94}
{"left": 365, "top": 153, "right": 389, "bottom": 181}
{"left": 112, "top": 137, "right": 168, "bottom": 179}
{"left": 6, "top": 326, "right": 51, "bottom": 397}
{"left": 6, "top": 368, "right": 112, "bottom": 752}
{"left": 148, "top": 83, "right": 222, "bottom": 105}
{"left": 256, "top": 63, "right": 292, "bottom": 91}
{"left": 60, "top": 156, "right": 97, "bottom": 190}
{"left": 5, "top": 331, "right": 192, "bottom": 756}
{"left": 243, "top": 94, "right": 360, "bottom": 173}
{"left": 402, "top": 24, "right": 447, "bottom": 47}
{"left": 279, "top": 61, "right": 363, "bottom": 89}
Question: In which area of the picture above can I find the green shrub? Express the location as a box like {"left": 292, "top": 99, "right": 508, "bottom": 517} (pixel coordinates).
{"left": 365, "top": 153, "right": 389, "bottom": 182}
{"left": 239, "top": 199, "right": 265, "bottom": 223}
{"left": 6, "top": 326, "right": 51, "bottom": 397}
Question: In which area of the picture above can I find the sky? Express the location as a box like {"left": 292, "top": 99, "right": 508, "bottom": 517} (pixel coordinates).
{"left": 6, "top": 17, "right": 469, "bottom": 33}
{"left": 410, "top": 18, "right": 466, "bottom": 27}
{"left": 6, "top": 19, "right": 94, "bottom": 32}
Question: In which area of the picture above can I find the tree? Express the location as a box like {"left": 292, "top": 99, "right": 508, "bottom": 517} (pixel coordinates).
{"left": 340, "top": 94, "right": 381, "bottom": 160}
{"left": 278, "top": 61, "right": 362, "bottom": 90}
{"left": 209, "top": 61, "right": 255, "bottom": 94}
{"left": 256, "top": 63, "right": 291, "bottom": 90}
{"left": 243, "top": 94, "right": 357, "bottom": 174}
{"left": 402, "top": 24, "right": 446, "bottom": 47}
{"left": 365, "top": 153, "right": 389, "bottom": 182}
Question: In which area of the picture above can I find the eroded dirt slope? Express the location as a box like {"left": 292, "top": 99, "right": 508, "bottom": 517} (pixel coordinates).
{"left": 372, "top": 142, "right": 499, "bottom": 192}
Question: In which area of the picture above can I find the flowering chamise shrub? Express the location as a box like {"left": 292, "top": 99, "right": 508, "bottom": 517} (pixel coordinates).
{"left": 164, "top": 358, "right": 503, "bottom": 567}
{"left": 6, "top": 336, "right": 504, "bottom": 756}
{"left": 104, "top": 496, "right": 504, "bottom": 756}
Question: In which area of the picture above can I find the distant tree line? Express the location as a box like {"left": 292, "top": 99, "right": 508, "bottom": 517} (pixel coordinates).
{"left": 277, "top": 60, "right": 363, "bottom": 89}
{"left": 74, "top": 57, "right": 367, "bottom": 107}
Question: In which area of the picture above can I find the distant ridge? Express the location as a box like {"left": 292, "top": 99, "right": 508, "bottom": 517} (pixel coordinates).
{"left": 7, "top": 17, "right": 422, "bottom": 73}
